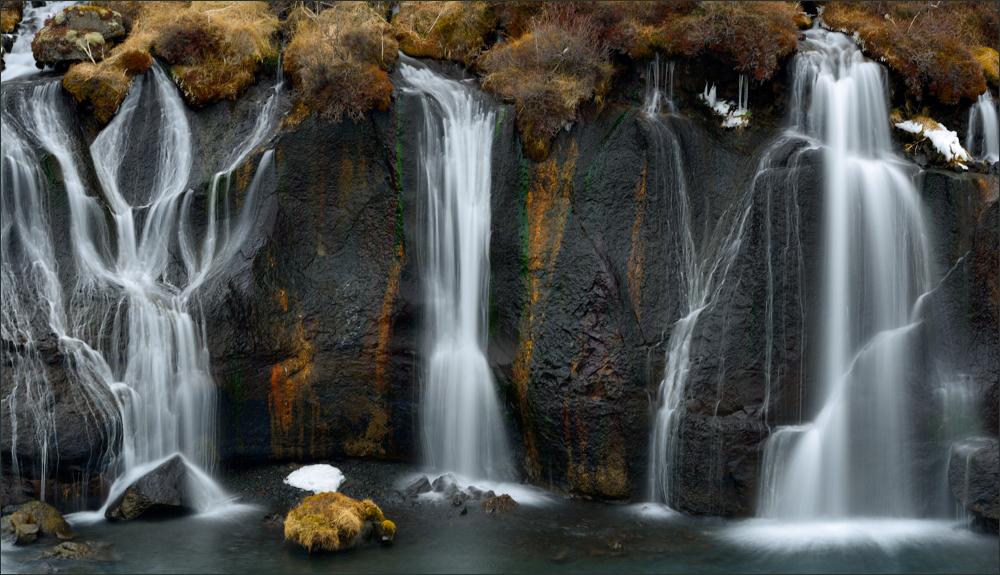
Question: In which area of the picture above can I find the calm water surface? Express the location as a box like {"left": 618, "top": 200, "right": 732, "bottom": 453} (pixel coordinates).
{"left": 3, "top": 499, "right": 997, "bottom": 573}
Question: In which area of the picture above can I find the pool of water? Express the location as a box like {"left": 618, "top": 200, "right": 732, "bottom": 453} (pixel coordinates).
{"left": 3, "top": 498, "right": 997, "bottom": 574}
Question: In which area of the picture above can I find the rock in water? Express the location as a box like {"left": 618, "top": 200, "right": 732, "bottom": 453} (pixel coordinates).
{"left": 949, "top": 437, "right": 999, "bottom": 533}
{"left": 482, "top": 494, "right": 518, "bottom": 514}
{"left": 403, "top": 476, "right": 432, "bottom": 498}
{"left": 105, "top": 455, "right": 196, "bottom": 520}
{"left": 0, "top": 500, "right": 74, "bottom": 544}
{"left": 30, "top": 5, "right": 125, "bottom": 68}
{"left": 28, "top": 540, "right": 116, "bottom": 561}
{"left": 284, "top": 492, "right": 395, "bottom": 552}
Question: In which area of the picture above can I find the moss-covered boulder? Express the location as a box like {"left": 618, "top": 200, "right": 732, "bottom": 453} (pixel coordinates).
{"left": 284, "top": 492, "right": 395, "bottom": 552}
{"left": 31, "top": 5, "right": 124, "bottom": 68}
{"left": 0, "top": 500, "right": 74, "bottom": 544}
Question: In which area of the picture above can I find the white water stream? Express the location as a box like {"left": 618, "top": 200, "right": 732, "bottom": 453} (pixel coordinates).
{"left": 643, "top": 78, "right": 760, "bottom": 507}
{"left": 400, "top": 63, "right": 509, "bottom": 480}
{"left": 758, "top": 27, "right": 934, "bottom": 520}
{"left": 966, "top": 91, "right": 999, "bottom": 164}
{"left": 3, "top": 44, "right": 282, "bottom": 515}
{"left": 1, "top": 1, "right": 79, "bottom": 82}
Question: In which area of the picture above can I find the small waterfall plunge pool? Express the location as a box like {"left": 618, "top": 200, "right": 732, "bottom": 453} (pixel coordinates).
{"left": 2, "top": 461, "right": 997, "bottom": 574}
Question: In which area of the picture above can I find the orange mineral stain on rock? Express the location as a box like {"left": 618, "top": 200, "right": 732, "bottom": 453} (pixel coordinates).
{"left": 511, "top": 141, "right": 578, "bottom": 478}
{"left": 343, "top": 243, "right": 403, "bottom": 458}
{"left": 267, "top": 295, "right": 317, "bottom": 459}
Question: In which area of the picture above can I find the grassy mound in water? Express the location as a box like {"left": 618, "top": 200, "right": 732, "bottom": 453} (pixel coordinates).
{"left": 62, "top": 1, "right": 278, "bottom": 122}
{"left": 821, "top": 1, "right": 999, "bottom": 103}
{"left": 284, "top": 492, "right": 395, "bottom": 552}
{"left": 282, "top": 1, "right": 396, "bottom": 123}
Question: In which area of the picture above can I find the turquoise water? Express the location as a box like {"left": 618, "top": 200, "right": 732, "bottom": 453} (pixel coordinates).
{"left": 3, "top": 499, "right": 997, "bottom": 573}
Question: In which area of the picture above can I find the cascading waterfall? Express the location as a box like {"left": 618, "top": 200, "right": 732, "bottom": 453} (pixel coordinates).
{"left": 758, "top": 27, "right": 933, "bottom": 520}
{"left": 1, "top": 83, "right": 122, "bottom": 501}
{"left": 400, "top": 62, "right": 509, "bottom": 480}
{"left": 643, "top": 85, "right": 757, "bottom": 506}
{"left": 2, "top": 58, "right": 281, "bottom": 512}
{"left": 965, "top": 91, "right": 999, "bottom": 164}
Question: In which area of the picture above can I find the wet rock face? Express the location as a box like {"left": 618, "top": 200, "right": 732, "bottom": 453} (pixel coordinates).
{"left": 949, "top": 437, "right": 999, "bottom": 534}
{"left": 0, "top": 337, "right": 121, "bottom": 481}
{"left": 487, "top": 108, "right": 823, "bottom": 511}
{"left": 105, "top": 455, "right": 196, "bottom": 520}
{"left": 207, "top": 95, "right": 418, "bottom": 464}
{"left": 30, "top": 6, "right": 125, "bottom": 68}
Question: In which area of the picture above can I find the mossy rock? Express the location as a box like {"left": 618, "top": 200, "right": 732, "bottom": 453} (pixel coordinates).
{"left": 30, "top": 5, "right": 125, "bottom": 67}
{"left": 0, "top": 500, "right": 74, "bottom": 544}
{"left": 284, "top": 492, "right": 395, "bottom": 552}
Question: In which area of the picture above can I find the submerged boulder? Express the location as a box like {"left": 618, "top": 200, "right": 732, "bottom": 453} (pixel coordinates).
{"left": 31, "top": 5, "right": 124, "bottom": 68}
{"left": 284, "top": 492, "right": 395, "bottom": 552}
{"left": 0, "top": 500, "right": 74, "bottom": 544}
{"left": 28, "top": 540, "right": 116, "bottom": 561}
{"left": 949, "top": 437, "right": 999, "bottom": 534}
{"left": 105, "top": 455, "right": 196, "bottom": 520}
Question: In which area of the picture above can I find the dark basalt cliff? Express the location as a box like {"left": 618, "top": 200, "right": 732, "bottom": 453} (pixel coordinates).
{"left": 2, "top": 62, "right": 997, "bottom": 517}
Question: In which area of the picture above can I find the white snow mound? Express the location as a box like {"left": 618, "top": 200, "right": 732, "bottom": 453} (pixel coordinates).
{"left": 284, "top": 464, "right": 345, "bottom": 493}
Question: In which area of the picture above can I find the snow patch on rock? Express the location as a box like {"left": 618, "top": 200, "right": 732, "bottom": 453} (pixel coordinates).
{"left": 284, "top": 464, "right": 345, "bottom": 493}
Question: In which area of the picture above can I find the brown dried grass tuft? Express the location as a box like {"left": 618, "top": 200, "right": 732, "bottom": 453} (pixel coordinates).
{"left": 283, "top": 492, "right": 386, "bottom": 553}
{"left": 822, "top": 1, "right": 997, "bottom": 103}
{"left": 64, "top": 2, "right": 277, "bottom": 120}
{"left": 393, "top": 1, "right": 495, "bottom": 67}
{"left": 480, "top": 6, "right": 614, "bottom": 160}
{"left": 283, "top": 1, "right": 396, "bottom": 122}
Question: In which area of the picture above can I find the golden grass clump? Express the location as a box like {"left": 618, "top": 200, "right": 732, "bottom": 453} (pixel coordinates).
{"left": 974, "top": 46, "right": 999, "bottom": 90}
{"left": 394, "top": 1, "right": 495, "bottom": 67}
{"left": 63, "top": 2, "right": 278, "bottom": 122}
{"left": 480, "top": 8, "right": 614, "bottom": 161}
{"left": 283, "top": 2, "right": 396, "bottom": 123}
{"left": 1, "top": 1, "right": 23, "bottom": 34}
{"left": 284, "top": 492, "right": 389, "bottom": 553}
{"left": 822, "top": 1, "right": 998, "bottom": 104}
{"left": 156, "top": 2, "right": 279, "bottom": 107}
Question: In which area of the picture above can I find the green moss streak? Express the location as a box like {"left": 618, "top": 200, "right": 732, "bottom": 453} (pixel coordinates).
{"left": 394, "top": 99, "right": 405, "bottom": 253}
{"left": 493, "top": 105, "right": 507, "bottom": 141}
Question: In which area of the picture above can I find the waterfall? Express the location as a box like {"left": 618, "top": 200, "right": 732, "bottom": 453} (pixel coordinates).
{"left": 1, "top": 83, "right": 121, "bottom": 501}
{"left": 400, "top": 62, "right": 509, "bottom": 479}
{"left": 2, "top": 58, "right": 281, "bottom": 512}
{"left": 643, "top": 107, "right": 759, "bottom": 505}
{"left": 643, "top": 54, "right": 675, "bottom": 116}
{"left": 758, "top": 28, "right": 933, "bottom": 520}
{"left": 965, "top": 91, "right": 999, "bottom": 164}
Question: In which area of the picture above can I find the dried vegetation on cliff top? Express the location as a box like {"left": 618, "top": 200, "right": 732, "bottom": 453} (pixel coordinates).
{"left": 46, "top": 1, "right": 1000, "bottom": 155}
{"left": 821, "top": 1, "right": 999, "bottom": 103}
{"left": 63, "top": 1, "right": 278, "bottom": 122}
{"left": 401, "top": 1, "right": 801, "bottom": 158}
{"left": 282, "top": 1, "right": 397, "bottom": 123}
